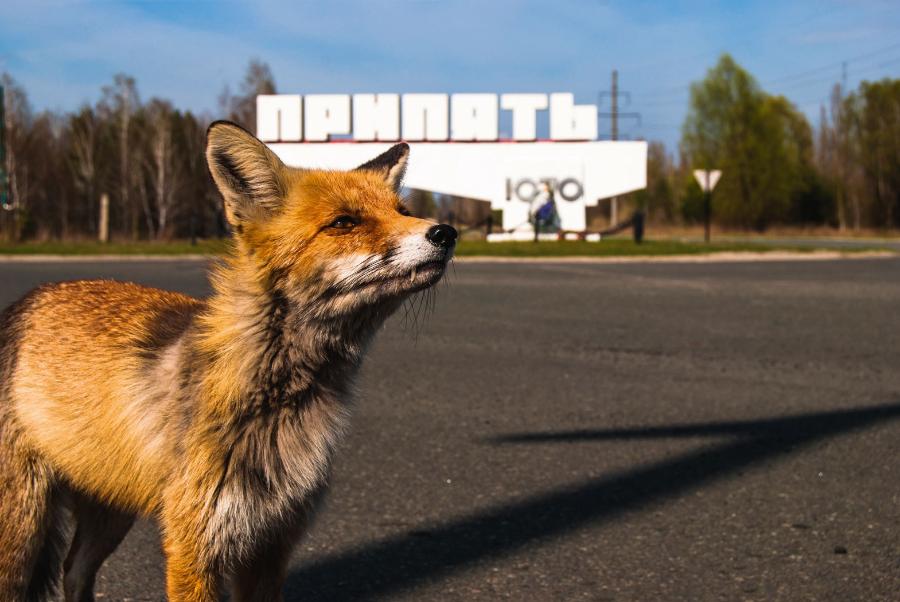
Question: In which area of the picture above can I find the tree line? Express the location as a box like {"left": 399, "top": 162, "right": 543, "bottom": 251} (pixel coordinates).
{"left": 1, "top": 55, "right": 898, "bottom": 242}
{"left": 0, "top": 60, "right": 275, "bottom": 241}
{"left": 639, "top": 54, "right": 900, "bottom": 231}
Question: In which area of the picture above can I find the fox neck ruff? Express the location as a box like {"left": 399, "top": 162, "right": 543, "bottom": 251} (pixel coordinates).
{"left": 175, "top": 250, "right": 400, "bottom": 565}
{"left": 194, "top": 250, "right": 399, "bottom": 416}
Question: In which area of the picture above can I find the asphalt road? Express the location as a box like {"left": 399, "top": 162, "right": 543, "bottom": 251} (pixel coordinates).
{"left": 1, "top": 257, "right": 899, "bottom": 601}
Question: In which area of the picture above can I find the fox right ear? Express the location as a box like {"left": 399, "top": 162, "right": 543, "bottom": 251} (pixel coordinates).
{"left": 355, "top": 143, "right": 410, "bottom": 193}
{"left": 206, "top": 121, "right": 287, "bottom": 227}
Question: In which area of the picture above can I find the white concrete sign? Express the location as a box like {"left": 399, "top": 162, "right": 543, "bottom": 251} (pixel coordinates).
{"left": 501, "top": 159, "right": 586, "bottom": 231}
{"left": 351, "top": 94, "right": 400, "bottom": 141}
{"left": 303, "top": 95, "right": 351, "bottom": 142}
{"left": 500, "top": 94, "right": 548, "bottom": 140}
{"left": 257, "top": 93, "right": 600, "bottom": 143}
{"left": 259, "top": 93, "right": 647, "bottom": 232}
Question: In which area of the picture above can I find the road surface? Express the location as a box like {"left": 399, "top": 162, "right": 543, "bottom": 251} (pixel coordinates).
{"left": 1, "top": 257, "right": 898, "bottom": 601}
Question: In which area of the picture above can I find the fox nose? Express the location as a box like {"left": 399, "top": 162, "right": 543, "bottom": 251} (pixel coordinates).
{"left": 426, "top": 224, "right": 458, "bottom": 249}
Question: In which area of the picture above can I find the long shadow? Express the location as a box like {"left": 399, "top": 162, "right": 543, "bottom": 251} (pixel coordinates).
{"left": 285, "top": 402, "right": 900, "bottom": 601}
{"left": 485, "top": 410, "right": 889, "bottom": 443}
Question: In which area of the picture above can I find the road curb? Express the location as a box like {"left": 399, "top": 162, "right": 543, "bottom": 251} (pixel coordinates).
{"left": 0, "top": 251, "right": 894, "bottom": 264}
{"left": 453, "top": 251, "right": 896, "bottom": 264}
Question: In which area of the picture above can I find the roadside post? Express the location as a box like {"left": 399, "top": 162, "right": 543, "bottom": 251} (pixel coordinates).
{"left": 632, "top": 210, "right": 644, "bottom": 244}
{"left": 693, "top": 169, "right": 722, "bottom": 243}
{"left": 98, "top": 193, "right": 109, "bottom": 243}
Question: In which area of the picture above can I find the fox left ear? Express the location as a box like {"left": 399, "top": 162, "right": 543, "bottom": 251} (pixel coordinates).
{"left": 206, "top": 120, "right": 287, "bottom": 228}
{"left": 355, "top": 143, "right": 409, "bottom": 193}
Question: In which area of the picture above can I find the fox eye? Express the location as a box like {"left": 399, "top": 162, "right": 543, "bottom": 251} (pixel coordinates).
{"left": 328, "top": 215, "right": 358, "bottom": 229}
{"left": 397, "top": 205, "right": 411, "bottom": 217}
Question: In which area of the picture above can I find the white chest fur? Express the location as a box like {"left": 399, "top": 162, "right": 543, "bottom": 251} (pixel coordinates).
{"left": 202, "top": 397, "right": 350, "bottom": 565}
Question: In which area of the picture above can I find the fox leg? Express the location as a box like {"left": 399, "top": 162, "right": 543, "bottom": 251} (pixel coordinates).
{"left": 163, "top": 537, "right": 221, "bottom": 602}
{"left": 231, "top": 491, "right": 324, "bottom": 602}
{"left": 62, "top": 494, "right": 135, "bottom": 602}
{"left": 230, "top": 538, "right": 295, "bottom": 602}
{"left": 0, "top": 435, "right": 66, "bottom": 602}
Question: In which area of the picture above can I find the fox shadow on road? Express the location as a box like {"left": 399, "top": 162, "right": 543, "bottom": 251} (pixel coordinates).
{"left": 284, "top": 401, "right": 900, "bottom": 601}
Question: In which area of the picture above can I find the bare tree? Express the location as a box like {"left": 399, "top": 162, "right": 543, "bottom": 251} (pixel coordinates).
{"left": 100, "top": 74, "right": 140, "bottom": 239}
{"left": 218, "top": 59, "right": 276, "bottom": 133}
{"left": 69, "top": 106, "right": 100, "bottom": 234}
{"left": 143, "top": 99, "right": 180, "bottom": 238}
{"left": 1, "top": 73, "right": 33, "bottom": 240}
{"left": 829, "top": 84, "right": 859, "bottom": 230}
{"left": 174, "top": 111, "right": 217, "bottom": 239}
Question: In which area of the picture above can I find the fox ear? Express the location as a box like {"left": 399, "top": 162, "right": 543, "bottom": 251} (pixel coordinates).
{"left": 355, "top": 142, "right": 409, "bottom": 193}
{"left": 206, "top": 120, "right": 287, "bottom": 227}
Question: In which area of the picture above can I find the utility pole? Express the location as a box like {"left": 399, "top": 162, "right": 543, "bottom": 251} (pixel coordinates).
{"left": 610, "top": 70, "right": 618, "bottom": 226}
{"left": 599, "top": 70, "right": 640, "bottom": 141}
{"left": 610, "top": 69, "right": 618, "bottom": 142}
{"left": 598, "top": 70, "right": 640, "bottom": 227}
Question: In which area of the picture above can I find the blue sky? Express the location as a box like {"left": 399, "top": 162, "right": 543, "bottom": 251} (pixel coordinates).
{"left": 2, "top": 0, "right": 899, "bottom": 149}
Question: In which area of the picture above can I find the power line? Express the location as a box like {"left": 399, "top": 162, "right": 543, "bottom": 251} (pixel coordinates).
{"left": 635, "top": 123, "right": 682, "bottom": 130}
{"left": 625, "top": 2, "right": 885, "bottom": 99}
{"left": 762, "top": 41, "right": 900, "bottom": 87}
{"left": 633, "top": 97, "right": 691, "bottom": 108}
{"left": 770, "top": 58, "right": 900, "bottom": 95}
{"left": 622, "top": 3, "right": 849, "bottom": 76}
{"left": 629, "top": 44, "right": 900, "bottom": 117}
{"left": 633, "top": 37, "right": 900, "bottom": 104}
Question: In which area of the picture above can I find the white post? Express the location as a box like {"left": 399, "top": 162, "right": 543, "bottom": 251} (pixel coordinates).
{"left": 98, "top": 193, "right": 109, "bottom": 243}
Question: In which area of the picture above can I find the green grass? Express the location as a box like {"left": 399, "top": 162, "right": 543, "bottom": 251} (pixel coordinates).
{"left": 0, "top": 238, "right": 894, "bottom": 257}
{"left": 0, "top": 239, "right": 231, "bottom": 256}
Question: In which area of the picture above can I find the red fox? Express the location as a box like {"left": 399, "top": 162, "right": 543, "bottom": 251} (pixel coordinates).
{"left": 0, "top": 121, "right": 457, "bottom": 601}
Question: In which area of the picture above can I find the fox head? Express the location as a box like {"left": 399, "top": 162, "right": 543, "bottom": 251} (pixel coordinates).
{"left": 205, "top": 121, "right": 456, "bottom": 318}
